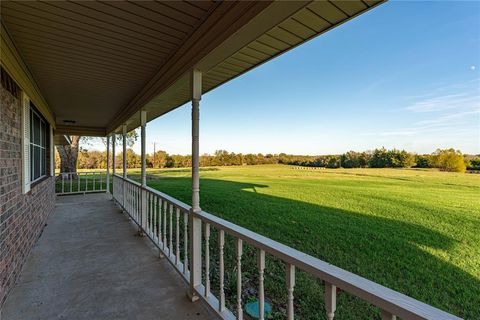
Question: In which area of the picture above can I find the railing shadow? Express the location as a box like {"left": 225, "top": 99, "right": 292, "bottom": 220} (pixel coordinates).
{"left": 137, "top": 175, "right": 477, "bottom": 319}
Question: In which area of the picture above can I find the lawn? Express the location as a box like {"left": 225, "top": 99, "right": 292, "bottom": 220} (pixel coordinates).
{"left": 123, "top": 165, "right": 479, "bottom": 319}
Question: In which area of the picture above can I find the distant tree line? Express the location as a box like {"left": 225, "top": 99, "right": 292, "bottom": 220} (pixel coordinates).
{"left": 57, "top": 147, "right": 479, "bottom": 173}
{"left": 285, "top": 148, "right": 476, "bottom": 173}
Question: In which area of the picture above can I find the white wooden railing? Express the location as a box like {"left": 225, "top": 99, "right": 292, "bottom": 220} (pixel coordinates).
{"left": 56, "top": 171, "right": 107, "bottom": 195}
{"left": 112, "top": 174, "right": 462, "bottom": 320}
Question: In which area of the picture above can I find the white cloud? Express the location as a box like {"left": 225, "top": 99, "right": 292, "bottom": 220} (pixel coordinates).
{"left": 415, "top": 110, "right": 479, "bottom": 126}
{"left": 405, "top": 92, "right": 479, "bottom": 113}
{"left": 369, "top": 80, "right": 480, "bottom": 153}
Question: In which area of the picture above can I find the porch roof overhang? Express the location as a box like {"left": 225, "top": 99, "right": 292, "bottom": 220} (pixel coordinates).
{"left": 53, "top": 134, "right": 71, "bottom": 146}
{"left": 0, "top": 0, "right": 384, "bottom": 136}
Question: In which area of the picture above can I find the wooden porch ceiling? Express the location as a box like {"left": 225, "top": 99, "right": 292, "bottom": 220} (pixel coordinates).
{"left": 0, "top": 1, "right": 384, "bottom": 136}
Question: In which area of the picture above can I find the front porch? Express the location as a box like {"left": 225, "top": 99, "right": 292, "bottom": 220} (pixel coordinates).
{"left": 2, "top": 193, "right": 213, "bottom": 320}
{"left": 0, "top": 1, "right": 467, "bottom": 319}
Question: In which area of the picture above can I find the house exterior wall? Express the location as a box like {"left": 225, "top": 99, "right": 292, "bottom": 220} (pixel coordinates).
{"left": 0, "top": 82, "right": 55, "bottom": 308}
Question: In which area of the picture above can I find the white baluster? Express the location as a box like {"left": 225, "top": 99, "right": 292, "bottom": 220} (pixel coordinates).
{"left": 175, "top": 207, "right": 180, "bottom": 265}
{"left": 183, "top": 211, "right": 188, "bottom": 274}
{"left": 137, "top": 189, "right": 141, "bottom": 229}
{"left": 153, "top": 196, "right": 156, "bottom": 237}
{"left": 148, "top": 192, "right": 151, "bottom": 233}
{"left": 219, "top": 229, "right": 225, "bottom": 312}
{"left": 204, "top": 223, "right": 210, "bottom": 297}
{"left": 124, "top": 182, "right": 127, "bottom": 211}
{"left": 158, "top": 197, "right": 165, "bottom": 244}
{"left": 169, "top": 204, "right": 173, "bottom": 256}
{"left": 258, "top": 249, "right": 265, "bottom": 320}
{"left": 154, "top": 196, "right": 158, "bottom": 242}
{"left": 143, "top": 190, "right": 146, "bottom": 230}
{"left": 163, "top": 200, "right": 167, "bottom": 249}
{"left": 325, "top": 282, "right": 336, "bottom": 320}
{"left": 150, "top": 193, "right": 154, "bottom": 234}
{"left": 142, "top": 189, "right": 145, "bottom": 227}
{"left": 149, "top": 193, "right": 152, "bottom": 236}
{"left": 381, "top": 310, "right": 397, "bottom": 320}
{"left": 156, "top": 197, "right": 161, "bottom": 242}
{"left": 236, "top": 238, "right": 243, "bottom": 320}
{"left": 286, "top": 263, "right": 295, "bottom": 320}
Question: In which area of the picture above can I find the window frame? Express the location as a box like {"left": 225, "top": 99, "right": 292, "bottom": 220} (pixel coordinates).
{"left": 29, "top": 104, "right": 48, "bottom": 184}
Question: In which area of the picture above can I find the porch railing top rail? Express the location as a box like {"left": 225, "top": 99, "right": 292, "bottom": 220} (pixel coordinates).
{"left": 115, "top": 174, "right": 193, "bottom": 210}
{"left": 114, "top": 174, "right": 462, "bottom": 320}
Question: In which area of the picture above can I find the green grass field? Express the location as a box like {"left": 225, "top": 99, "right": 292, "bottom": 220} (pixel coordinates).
{"left": 123, "top": 165, "right": 479, "bottom": 319}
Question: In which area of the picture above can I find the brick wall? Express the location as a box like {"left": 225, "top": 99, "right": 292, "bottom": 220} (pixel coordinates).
{"left": 0, "top": 82, "right": 55, "bottom": 308}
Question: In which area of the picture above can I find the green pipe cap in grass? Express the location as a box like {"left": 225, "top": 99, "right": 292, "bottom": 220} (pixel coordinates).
{"left": 245, "top": 300, "right": 272, "bottom": 319}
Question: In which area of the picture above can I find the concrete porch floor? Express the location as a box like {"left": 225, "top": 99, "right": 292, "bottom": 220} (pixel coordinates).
{"left": 2, "top": 193, "right": 215, "bottom": 320}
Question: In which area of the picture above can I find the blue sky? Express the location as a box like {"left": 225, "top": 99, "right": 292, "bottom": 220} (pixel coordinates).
{"left": 105, "top": 1, "right": 480, "bottom": 156}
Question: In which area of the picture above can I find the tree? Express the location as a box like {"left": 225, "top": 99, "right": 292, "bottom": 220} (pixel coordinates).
{"left": 151, "top": 150, "right": 168, "bottom": 168}
{"left": 369, "top": 148, "right": 388, "bottom": 168}
{"left": 77, "top": 150, "right": 107, "bottom": 169}
{"left": 466, "top": 156, "right": 480, "bottom": 170}
{"left": 56, "top": 131, "right": 138, "bottom": 175}
{"left": 341, "top": 151, "right": 362, "bottom": 168}
{"left": 56, "top": 136, "right": 81, "bottom": 174}
{"left": 432, "top": 148, "right": 466, "bottom": 172}
{"left": 415, "top": 154, "right": 433, "bottom": 168}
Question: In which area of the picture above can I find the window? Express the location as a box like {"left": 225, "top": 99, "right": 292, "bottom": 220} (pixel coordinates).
{"left": 29, "top": 103, "right": 48, "bottom": 183}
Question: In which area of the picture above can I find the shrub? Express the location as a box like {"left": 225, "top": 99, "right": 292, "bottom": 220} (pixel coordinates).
{"left": 432, "top": 149, "right": 466, "bottom": 172}
{"left": 466, "top": 156, "right": 480, "bottom": 170}
{"left": 415, "top": 155, "right": 433, "bottom": 168}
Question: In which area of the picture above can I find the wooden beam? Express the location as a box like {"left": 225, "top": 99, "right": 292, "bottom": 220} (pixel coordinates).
{"left": 55, "top": 124, "right": 106, "bottom": 137}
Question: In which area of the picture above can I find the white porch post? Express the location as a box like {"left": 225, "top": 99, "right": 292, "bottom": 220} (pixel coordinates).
{"left": 112, "top": 133, "right": 117, "bottom": 175}
{"left": 122, "top": 124, "right": 127, "bottom": 178}
{"left": 140, "top": 111, "right": 147, "bottom": 233}
{"left": 50, "top": 126, "right": 54, "bottom": 177}
{"left": 106, "top": 135, "right": 110, "bottom": 194}
{"left": 112, "top": 133, "right": 116, "bottom": 203}
{"left": 141, "top": 111, "right": 147, "bottom": 186}
{"left": 122, "top": 124, "right": 127, "bottom": 208}
{"left": 112, "top": 133, "right": 116, "bottom": 175}
{"left": 188, "top": 69, "right": 202, "bottom": 301}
